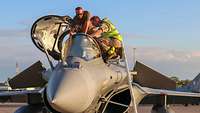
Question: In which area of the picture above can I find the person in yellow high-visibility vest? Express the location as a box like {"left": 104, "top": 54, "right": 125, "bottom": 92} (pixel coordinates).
{"left": 90, "top": 16, "right": 123, "bottom": 61}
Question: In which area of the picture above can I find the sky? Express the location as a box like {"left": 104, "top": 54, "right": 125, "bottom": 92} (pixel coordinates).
{"left": 0, "top": 0, "right": 200, "bottom": 81}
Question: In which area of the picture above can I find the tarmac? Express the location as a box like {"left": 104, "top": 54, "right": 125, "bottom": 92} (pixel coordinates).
{"left": 0, "top": 103, "right": 25, "bottom": 113}
{"left": 137, "top": 105, "right": 200, "bottom": 113}
{"left": 0, "top": 103, "right": 199, "bottom": 113}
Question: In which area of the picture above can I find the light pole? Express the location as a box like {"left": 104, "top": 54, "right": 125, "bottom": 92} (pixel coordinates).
{"left": 132, "top": 48, "right": 137, "bottom": 79}
{"left": 16, "top": 62, "right": 20, "bottom": 74}
{"left": 133, "top": 48, "right": 136, "bottom": 66}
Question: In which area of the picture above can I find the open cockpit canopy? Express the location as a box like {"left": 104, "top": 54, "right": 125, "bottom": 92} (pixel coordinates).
{"left": 31, "top": 15, "right": 72, "bottom": 60}
{"left": 31, "top": 15, "right": 101, "bottom": 61}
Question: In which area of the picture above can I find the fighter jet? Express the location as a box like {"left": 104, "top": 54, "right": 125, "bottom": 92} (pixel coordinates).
{"left": 0, "top": 15, "right": 200, "bottom": 113}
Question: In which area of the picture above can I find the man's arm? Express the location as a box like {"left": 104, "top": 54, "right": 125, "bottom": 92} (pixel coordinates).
{"left": 90, "top": 22, "right": 109, "bottom": 38}
{"left": 82, "top": 20, "right": 91, "bottom": 34}
{"left": 90, "top": 29, "right": 103, "bottom": 38}
{"left": 82, "top": 11, "right": 91, "bottom": 33}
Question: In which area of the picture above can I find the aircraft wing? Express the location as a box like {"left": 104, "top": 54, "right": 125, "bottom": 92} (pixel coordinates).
{"left": 0, "top": 89, "right": 43, "bottom": 104}
{"left": 143, "top": 86, "right": 200, "bottom": 97}
{"left": 8, "top": 61, "right": 47, "bottom": 89}
{"left": 136, "top": 83, "right": 200, "bottom": 104}
{"left": 0, "top": 61, "right": 45, "bottom": 104}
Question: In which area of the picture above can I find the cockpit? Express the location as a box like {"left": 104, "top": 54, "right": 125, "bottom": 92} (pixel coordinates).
{"left": 31, "top": 15, "right": 124, "bottom": 65}
{"left": 31, "top": 15, "right": 101, "bottom": 62}
{"left": 62, "top": 33, "right": 101, "bottom": 61}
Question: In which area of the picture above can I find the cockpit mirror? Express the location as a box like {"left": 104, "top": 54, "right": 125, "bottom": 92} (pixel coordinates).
{"left": 31, "top": 15, "right": 72, "bottom": 60}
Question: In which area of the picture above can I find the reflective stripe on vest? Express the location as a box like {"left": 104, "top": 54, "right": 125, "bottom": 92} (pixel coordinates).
{"left": 101, "top": 18, "right": 122, "bottom": 42}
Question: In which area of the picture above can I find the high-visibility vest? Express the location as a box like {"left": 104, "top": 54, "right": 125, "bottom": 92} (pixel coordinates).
{"left": 101, "top": 18, "right": 123, "bottom": 42}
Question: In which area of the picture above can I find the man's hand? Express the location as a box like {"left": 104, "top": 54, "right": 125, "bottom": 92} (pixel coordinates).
{"left": 62, "top": 16, "right": 72, "bottom": 22}
{"left": 90, "top": 33, "right": 96, "bottom": 38}
{"left": 100, "top": 39, "right": 110, "bottom": 46}
{"left": 69, "top": 31, "right": 75, "bottom": 36}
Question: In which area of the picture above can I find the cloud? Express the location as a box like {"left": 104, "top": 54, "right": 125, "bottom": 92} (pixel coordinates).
{"left": 136, "top": 48, "right": 191, "bottom": 62}
{"left": 0, "top": 28, "right": 29, "bottom": 38}
{"left": 0, "top": 44, "right": 46, "bottom": 62}
{"left": 0, "top": 44, "right": 47, "bottom": 81}
{"left": 0, "top": 17, "right": 33, "bottom": 39}
{"left": 191, "top": 51, "right": 200, "bottom": 57}
{"left": 125, "top": 46, "right": 200, "bottom": 80}
{"left": 18, "top": 19, "right": 33, "bottom": 26}
{"left": 136, "top": 47, "right": 200, "bottom": 62}
{"left": 122, "top": 33, "right": 158, "bottom": 40}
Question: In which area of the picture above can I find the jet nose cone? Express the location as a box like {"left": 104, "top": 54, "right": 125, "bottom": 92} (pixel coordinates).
{"left": 46, "top": 68, "right": 96, "bottom": 113}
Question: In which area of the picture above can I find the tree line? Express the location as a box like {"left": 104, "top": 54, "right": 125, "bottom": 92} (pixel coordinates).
{"left": 170, "top": 76, "right": 191, "bottom": 87}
